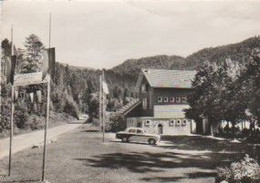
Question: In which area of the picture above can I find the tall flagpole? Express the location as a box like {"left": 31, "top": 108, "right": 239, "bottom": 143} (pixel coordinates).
{"left": 42, "top": 12, "right": 51, "bottom": 181}
{"left": 102, "top": 70, "right": 105, "bottom": 143}
{"left": 99, "top": 75, "right": 102, "bottom": 132}
{"left": 8, "top": 24, "right": 14, "bottom": 176}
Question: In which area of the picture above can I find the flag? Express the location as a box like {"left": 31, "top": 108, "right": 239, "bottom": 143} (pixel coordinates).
{"left": 10, "top": 55, "right": 17, "bottom": 85}
{"left": 29, "top": 92, "right": 34, "bottom": 103}
{"left": 42, "top": 47, "right": 55, "bottom": 80}
{"left": 6, "top": 44, "right": 17, "bottom": 84}
{"left": 36, "top": 90, "right": 42, "bottom": 103}
{"left": 15, "top": 91, "right": 19, "bottom": 100}
{"left": 13, "top": 45, "right": 18, "bottom": 56}
{"left": 5, "top": 56, "right": 11, "bottom": 83}
{"left": 102, "top": 81, "right": 109, "bottom": 95}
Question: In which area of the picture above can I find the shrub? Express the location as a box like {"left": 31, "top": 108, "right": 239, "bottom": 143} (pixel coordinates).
{"left": 108, "top": 115, "right": 126, "bottom": 132}
{"left": 14, "top": 107, "right": 29, "bottom": 129}
{"left": 216, "top": 154, "right": 260, "bottom": 183}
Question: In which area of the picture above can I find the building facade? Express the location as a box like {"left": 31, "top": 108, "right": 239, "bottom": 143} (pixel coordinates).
{"left": 120, "top": 69, "right": 197, "bottom": 135}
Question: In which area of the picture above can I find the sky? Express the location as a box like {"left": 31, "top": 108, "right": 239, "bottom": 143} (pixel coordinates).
{"left": 1, "top": 0, "right": 260, "bottom": 69}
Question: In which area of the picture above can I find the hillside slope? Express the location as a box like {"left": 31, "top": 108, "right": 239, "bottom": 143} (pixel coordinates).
{"left": 185, "top": 36, "right": 260, "bottom": 69}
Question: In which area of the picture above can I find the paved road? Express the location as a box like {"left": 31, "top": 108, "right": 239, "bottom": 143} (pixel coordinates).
{"left": 0, "top": 123, "right": 83, "bottom": 160}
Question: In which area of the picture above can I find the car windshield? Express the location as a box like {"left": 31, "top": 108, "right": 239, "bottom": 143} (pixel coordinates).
{"left": 128, "top": 129, "right": 136, "bottom": 133}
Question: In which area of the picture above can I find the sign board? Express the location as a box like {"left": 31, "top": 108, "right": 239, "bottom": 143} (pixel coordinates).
{"left": 14, "top": 72, "right": 48, "bottom": 86}
{"left": 154, "top": 104, "right": 190, "bottom": 119}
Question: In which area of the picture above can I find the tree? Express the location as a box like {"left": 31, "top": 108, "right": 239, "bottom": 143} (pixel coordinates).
{"left": 20, "top": 34, "right": 44, "bottom": 73}
{"left": 185, "top": 61, "right": 222, "bottom": 133}
{"left": 185, "top": 59, "right": 243, "bottom": 135}
{"left": 237, "top": 48, "right": 260, "bottom": 127}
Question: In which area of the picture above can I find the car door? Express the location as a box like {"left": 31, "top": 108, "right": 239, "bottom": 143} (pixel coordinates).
{"left": 136, "top": 129, "right": 146, "bottom": 142}
{"left": 128, "top": 129, "right": 137, "bottom": 141}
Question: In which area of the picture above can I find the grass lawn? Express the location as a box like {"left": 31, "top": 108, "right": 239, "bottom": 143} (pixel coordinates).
{"left": 0, "top": 125, "right": 259, "bottom": 183}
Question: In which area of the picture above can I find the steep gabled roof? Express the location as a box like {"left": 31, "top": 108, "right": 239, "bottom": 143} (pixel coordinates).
{"left": 136, "top": 69, "right": 196, "bottom": 90}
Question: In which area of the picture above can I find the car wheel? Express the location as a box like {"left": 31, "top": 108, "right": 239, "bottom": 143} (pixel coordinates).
{"left": 148, "top": 139, "right": 156, "bottom": 145}
{"left": 122, "top": 137, "right": 128, "bottom": 143}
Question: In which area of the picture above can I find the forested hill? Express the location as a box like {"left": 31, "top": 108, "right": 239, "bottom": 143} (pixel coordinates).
{"left": 109, "top": 36, "right": 260, "bottom": 80}
{"left": 185, "top": 36, "right": 260, "bottom": 69}
{"left": 61, "top": 35, "right": 260, "bottom": 103}
{"left": 111, "top": 55, "right": 186, "bottom": 80}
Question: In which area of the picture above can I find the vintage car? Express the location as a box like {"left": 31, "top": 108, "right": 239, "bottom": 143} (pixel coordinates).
{"left": 116, "top": 127, "right": 160, "bottom": 145}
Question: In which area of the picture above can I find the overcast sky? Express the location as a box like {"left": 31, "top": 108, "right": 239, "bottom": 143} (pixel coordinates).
{"left": 2, "top": 0, "right": 260, "bottom": 69}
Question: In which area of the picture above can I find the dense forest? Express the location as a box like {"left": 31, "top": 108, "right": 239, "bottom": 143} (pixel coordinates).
{"left": 1, "top": 35, "right": 259, "bottom": 133}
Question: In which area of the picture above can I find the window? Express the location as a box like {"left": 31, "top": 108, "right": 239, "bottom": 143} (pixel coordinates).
{"left": 182, "top": 97, "right": 187, "bottom": 103}
{"left": 176, "top": 97, "right": 181, "bottom": 103}
{"left": 182, "top": 120, "right": 187, "bottom": 126}
{"left": 145, "top": 120, "right": 150, "bottom": 126}
{"left": 176, "top": 120, "right": 181, "bottom": 126}
{"left": 169, "top": 120, "right": 175, "bottom": 126}
{"left": 128, "top": 129, "right": 136, "bottom": 133}
{"left": 141, "top": 84, "right": 146, "bottom": 93}
{"left": 170, "top": 97, "right": 175, "bottom": 103}
{"left": 137, "top": 129, "right": 143, "bottom": 134}
{"left": 164, "top": 97, "right": 168, "bottom": 103}
{"left": 158, "top": 96, "right": 163, "bottom": 103}
{"left": 142, "top": 98, "right": 147, "bottom": 109}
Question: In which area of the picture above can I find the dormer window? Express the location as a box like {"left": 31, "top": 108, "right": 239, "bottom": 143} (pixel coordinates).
{"left": 164, "top": 97, "right": 168, "bottom": 103}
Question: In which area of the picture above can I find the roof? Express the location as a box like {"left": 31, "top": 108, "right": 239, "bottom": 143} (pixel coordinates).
{"left": 141, "top": 69, "right": 196, "bottom": 89}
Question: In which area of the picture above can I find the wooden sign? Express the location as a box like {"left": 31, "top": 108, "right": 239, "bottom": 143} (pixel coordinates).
{"left": 14, "top": 72, "right": 48, "bottom": 86}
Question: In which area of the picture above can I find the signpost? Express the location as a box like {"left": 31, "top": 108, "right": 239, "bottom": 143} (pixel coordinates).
{"left": 14, "top": 72, "right": 48, "bottom": 86}
{"left": 8, "top": 13, "right": 53, "bottom": 182}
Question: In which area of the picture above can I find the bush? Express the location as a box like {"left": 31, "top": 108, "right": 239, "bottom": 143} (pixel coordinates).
{"left": 216, "top": 154, "right": 260, "bottom": 183}
{"left": 14, "top": 107, "right": 29, "bottom": 129}
{"left": 108, "top": 115, "right": 126, "bottom": 132}
{"left": 0, "top": 103, "right": 10, "bottom": 132}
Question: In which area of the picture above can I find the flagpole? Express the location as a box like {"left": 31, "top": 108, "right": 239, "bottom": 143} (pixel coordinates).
{"left": 42, "top": 12, "right": 51, "bottom": 182}
{"left": 99, "top": 75, "right": 102, "bottom": 133}
{"left": 8, "top": 24, "right": 14, "bottom": 176}
{"left": 102, "top": 70, "right": 105, "bottom": 143}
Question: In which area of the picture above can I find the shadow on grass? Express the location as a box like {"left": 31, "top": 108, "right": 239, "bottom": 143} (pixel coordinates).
{"left": 140, "top": 171, "right": 216, "bottom": 182}
{"left": 187, "top": 171, "right": 217, "bottom": 178}
{"left": 76, "top": 150, "right": 241, "bottom": 174}
{"left": 141, "top": 176, "right": 183, "bottom": 182}
{"left": 160, "top": 135, "right": 258, "bottom": 155}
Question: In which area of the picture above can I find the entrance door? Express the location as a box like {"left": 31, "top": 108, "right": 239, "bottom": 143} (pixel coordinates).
{"left": 158, "top": 124, "right": 163, "bottom": 134}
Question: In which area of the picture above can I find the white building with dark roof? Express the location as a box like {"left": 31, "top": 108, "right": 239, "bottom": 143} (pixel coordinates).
{"left": 117, "top": 69, "right": 198, "bottom": 135}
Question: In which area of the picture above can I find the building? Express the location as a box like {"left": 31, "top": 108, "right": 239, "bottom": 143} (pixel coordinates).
{"left": 117, "top": 69, "right": 197, "bottom": 135}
